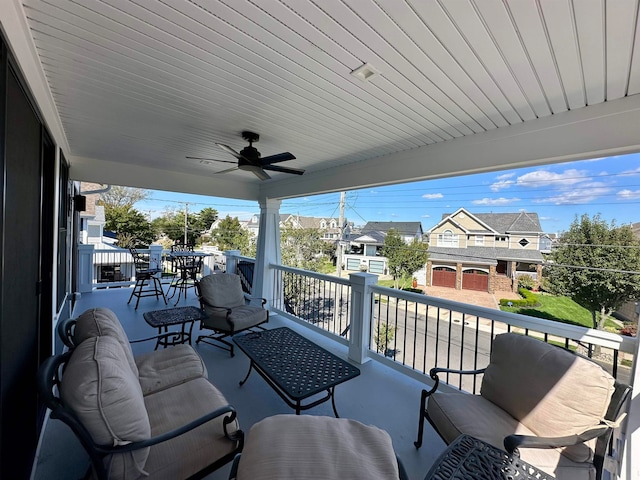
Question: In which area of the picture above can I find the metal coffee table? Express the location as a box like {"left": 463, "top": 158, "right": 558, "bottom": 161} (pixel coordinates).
{"left": 143, "top": 306, "right": 207, "bottom": 349}
{"left": 233, "top": 327, "right": 361, "bottom": 416}
{"left": 424, "top": 434, "right": 555, "bottom": 480}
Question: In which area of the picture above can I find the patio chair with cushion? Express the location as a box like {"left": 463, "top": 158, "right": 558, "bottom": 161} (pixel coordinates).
{"left": 228, "top": 414, "right": 408, "bottom": 480}
{"left": 195, "top": 273, "right": 269, "bottom": 356}
{"left": 414, "top": 332, "right": 630, "bottom": 480}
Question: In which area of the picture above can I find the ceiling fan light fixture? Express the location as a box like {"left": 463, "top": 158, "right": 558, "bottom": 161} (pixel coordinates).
{"left": 350, "top": 62, "right": 379, "bottom": 82}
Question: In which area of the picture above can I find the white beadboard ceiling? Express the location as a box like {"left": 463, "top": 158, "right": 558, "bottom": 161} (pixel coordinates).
{"left": 5, "top": 0, "right": 640, "bottom": 200}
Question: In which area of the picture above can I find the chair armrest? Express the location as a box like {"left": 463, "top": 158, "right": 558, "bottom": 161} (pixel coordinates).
{"left": 420, "top": 367, "right": 487, "bottom": 402}
{"left": 94, "top": 405, "right": 244, "bottom": 455}
{"left": 244, "top": 294, "right": 267, "bottom": 307}
{"left": 504, "top": 424, "right": 610, "bottom": 455}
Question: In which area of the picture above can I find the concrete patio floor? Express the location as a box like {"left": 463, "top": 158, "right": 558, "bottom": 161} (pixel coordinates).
{"left": 33, "top": 286, "right": 444, "bottom": 480}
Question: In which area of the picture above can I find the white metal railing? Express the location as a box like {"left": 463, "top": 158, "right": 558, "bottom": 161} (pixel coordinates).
{"left": 270, "top": 264, "right": 352, "bottom": 342}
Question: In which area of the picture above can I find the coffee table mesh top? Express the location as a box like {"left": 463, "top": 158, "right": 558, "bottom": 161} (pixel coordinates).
{"left": 143, "top": 306, "right": 206, "bottom": 328}
{"left": 234, "top": 327, "right": 360, "bottom": 400}
{"left": 425, "top": 434, "right": 554, "bottom": 480}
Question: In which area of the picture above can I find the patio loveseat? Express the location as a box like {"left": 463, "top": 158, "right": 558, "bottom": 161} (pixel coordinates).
{"left": 415, "top": 332, "right": 630, "bottom": 480}
{"left": 39, "top": 307, "right": 243, "bottom": 480}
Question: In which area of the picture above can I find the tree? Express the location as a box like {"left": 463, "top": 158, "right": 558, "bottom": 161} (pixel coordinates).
{"left": 152, "top": 208, "right": 200, "bottom": 246}
{"left": 195, "top": 207, "right": 218, "bottom": 236}
{"left": 99, "top": 186, "right": 149, "bottom": 209}
{"left": 211, "top": 215, "right": 250, "bottom": 254}
{"left": 381, "top": 229, "right": 430, "bottom": 289}
{"left": 104, "top": 205, "right": 156, "bottom": 247}
{"left": 280, "top": 226, "right": 328, "bottom": 271}
{"left": 546, "top": 214, "right": 640, "bottom": 330}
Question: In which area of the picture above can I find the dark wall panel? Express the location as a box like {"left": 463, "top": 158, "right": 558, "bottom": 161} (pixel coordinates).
{"left": 0, "top": 55, "right": 44, "bottom": 479}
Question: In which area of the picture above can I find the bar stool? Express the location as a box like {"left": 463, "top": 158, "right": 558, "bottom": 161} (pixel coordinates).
{"left": 128, "top": 248, "right": 166, "bottom": 310}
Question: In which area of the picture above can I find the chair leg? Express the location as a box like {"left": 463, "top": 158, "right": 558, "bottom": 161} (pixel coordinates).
{"left": 196, "top": 332, "right": 235, "bottom": 357}
{"left": 414, "top": 389, "right": 428, "bottom": 448}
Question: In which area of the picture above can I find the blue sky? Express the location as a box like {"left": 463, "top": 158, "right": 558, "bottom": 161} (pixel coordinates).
{"left": 137, "top": 152, "right": 640, "bottom": 234}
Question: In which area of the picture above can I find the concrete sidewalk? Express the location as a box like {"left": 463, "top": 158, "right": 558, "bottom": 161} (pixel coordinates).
{"left": 419, "top": 285, "right": 520, "bottom": 310}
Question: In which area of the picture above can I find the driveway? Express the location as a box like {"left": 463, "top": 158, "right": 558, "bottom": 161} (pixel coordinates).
{"left": 420, "top": 285, "right": 520, "bottom": 310}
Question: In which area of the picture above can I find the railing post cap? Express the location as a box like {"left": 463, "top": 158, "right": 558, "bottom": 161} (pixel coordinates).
{"left": 349, "top": 272, "right": 378, "bottom": 285}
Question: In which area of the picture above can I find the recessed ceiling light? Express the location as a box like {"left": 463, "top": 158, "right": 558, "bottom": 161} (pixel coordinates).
{"left": 350, "top": 63, "right": 380, "bottom": 82}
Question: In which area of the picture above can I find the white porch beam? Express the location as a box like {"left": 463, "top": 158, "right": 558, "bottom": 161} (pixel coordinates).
{"left": 261, "top": 94, "right": 640, "bottom": 200}
{"left": 252, "top": 198, "right": 282, "bottom": 306}
{"left": 69, "top": 156, "right": 259, "bottom": 201}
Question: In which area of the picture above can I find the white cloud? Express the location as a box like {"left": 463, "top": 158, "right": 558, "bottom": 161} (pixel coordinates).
{"left": 422, "top": 193, "right": 443, "bottom": 199}
{"left": 472, "top": 197, "right": 520, "bottom": 205}
{"left": 489, "top": 172, "right": 516, "bottom": 191}
{"left": 617, "top": 189, "right": 640, "bottom": 200}
{"left": 516, "top": 169, "right": 588, "bottom": 188}
{"left": 621, "top": 167, "right": 640, "bottom": 176}
{"left": 422, "top": 214, "right": 431, "bottom": 218}
{"left": 535, "top": 182, "right": 611, "bottom": 204}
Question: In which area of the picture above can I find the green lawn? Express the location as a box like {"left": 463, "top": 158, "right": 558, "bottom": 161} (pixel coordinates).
{"left": 500, "top": 293, "right": 620, "bottom": 331}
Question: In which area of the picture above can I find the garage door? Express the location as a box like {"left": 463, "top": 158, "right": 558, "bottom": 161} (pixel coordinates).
{"left": 462, "top": 270, "right": 489, "bottom": 291}
{"left": 432, "top": 268, "right": 456, "bottom": 288}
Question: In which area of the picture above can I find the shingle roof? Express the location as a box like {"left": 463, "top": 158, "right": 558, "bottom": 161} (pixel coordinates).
{"left": 362, "top": 221, "right": 423, "bottom": 236}
{"left": 439, "top": 211, "right": 542, "bottom": 234}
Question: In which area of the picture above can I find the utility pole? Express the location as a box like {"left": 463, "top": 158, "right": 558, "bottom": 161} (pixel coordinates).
{"left": 336, "top": 191, "right": 346, "bottom": 277}
{"left": 183, "top": 203, "right": 189, "bottom": 245}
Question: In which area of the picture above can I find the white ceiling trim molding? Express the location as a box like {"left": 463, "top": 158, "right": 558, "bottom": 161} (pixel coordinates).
{"left": 261, "top": 93, "right": 640, "bottom": 200}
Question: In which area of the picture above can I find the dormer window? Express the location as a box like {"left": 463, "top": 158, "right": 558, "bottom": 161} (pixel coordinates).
{"left": 320, "top": 221, "right": 326, "bottom": 228}
{"left": 330, "top": 221, "right": 336, "bottom": 229}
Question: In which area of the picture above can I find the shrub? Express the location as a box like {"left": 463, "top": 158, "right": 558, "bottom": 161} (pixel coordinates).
{"left": 374, "top": 323, "right": 396, "bottom": 353}
{"left": 401, "top": 287, "right": 424, "bottom": 294}
{"left": 517, "top": 274, "right": 536, "bottom": 290}
{"left": 499, "top": 287, "right": 539, "bottom": 307}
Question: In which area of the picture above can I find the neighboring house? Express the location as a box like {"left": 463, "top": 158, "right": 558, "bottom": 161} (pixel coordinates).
{"left": 209, "top": 213, "right": 352, "bottom": 242}
{"left": 79, "top": 182, "right": 133, "bottom": 283}
{"left": 344, "top": 221, "right": 424, "bottom": 275}
{"left": 426, "top": 208, "right": 545, "bottom": 293}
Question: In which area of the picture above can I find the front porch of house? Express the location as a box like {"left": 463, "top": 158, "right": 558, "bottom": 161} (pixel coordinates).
{"left": 33, "top": 287, "right": 444, "bottom": 480}
{"left": 35, "top": 245, "right": 639, "bottom": 479}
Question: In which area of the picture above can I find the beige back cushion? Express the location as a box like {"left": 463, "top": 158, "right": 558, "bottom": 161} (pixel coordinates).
{"left": 481, "top": 333, "right": 615, "bottom": 461}
{"left": 199, "top": 274, "right": 244, "bottom": 309}
{"left": 60, "top": 336, "right": 150, "bottom": 479}
{"left": 73, "top": 307, "right": 138, "bottom": 377}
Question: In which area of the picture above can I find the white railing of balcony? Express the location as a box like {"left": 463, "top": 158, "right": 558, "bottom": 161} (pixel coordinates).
{"left": 269, "top": 264, "right": 352, "bottom": 343}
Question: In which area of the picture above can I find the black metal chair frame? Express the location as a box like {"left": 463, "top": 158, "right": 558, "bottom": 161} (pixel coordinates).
{"left": 127, "top": 248, "right": 166, "bottom": 310}
{"left": 37, "top": 351, "right": 244, "bottom": 480}
{"left": 166, "top": 251, "right": 202, "bottom": 306}
{"left": 414, "top": 350, "right": 631, "bottom": 480}
{"left": 195, "top": 280, "right": 269, "bottom": 357}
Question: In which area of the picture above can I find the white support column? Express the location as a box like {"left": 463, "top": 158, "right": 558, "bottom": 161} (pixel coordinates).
{"left": 348, "top": 272, "right": 378, "bottom": 364}
{"left": 77, "top": 244, "right": 94, "bottom": 293}
{"left": 620, "top": 336, "right": 640, "bottom": 480}
{"left": 224, "top": 250, "right": 241, "bottom": 275}
{"left": 253, "top": 199, "right": 282, "bottom": 307}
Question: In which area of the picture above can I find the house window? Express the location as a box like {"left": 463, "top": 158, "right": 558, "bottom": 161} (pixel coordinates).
{"left": 495, "top": 236, "right": 506, "bottom": 242}
{"left": 475, "top": 236, "right": 484, "bottom": 246}
{"left": 320, "top": 221, "right": 326, "bottom": 228}
{"left": 330, "top": 221, "right": 336, "bottom": 229}
{"left": 439, "top": 230, "right": 458, "bottom": 247}
{"left": 519, "top": 238, "right": 530, "bottom": 248}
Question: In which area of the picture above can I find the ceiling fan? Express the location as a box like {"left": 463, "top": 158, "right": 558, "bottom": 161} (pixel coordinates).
{"left": 187, "top": 131, "right": 304, "bottom": 181}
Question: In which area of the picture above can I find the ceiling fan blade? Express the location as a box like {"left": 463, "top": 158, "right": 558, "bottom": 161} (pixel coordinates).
{"left": 260, "top": 152, "right": 296, "bottom": 165}
{"left": 186, "top": 156, "right": 236, "bottom": 164}
{"left": 262, "top": 164, "right": 305, "bottom": 175}
{"left": 215, "top": 166, "right": 239, "bottom": 174}
{"left": 251, "top": 167, "right": 271, "bottom": 180}
{"left": 216, "top": 143, "right": 245, "bottom": 160}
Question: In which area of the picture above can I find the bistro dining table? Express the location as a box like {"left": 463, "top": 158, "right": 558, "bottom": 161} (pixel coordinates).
{"left": 166, "top": 251, "right": 211, "bottom": 305}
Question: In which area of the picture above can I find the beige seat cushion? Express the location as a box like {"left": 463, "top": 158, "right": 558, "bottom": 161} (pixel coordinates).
{"left": 60, "top": 336, "right": 150, "bottom": 479}
{"left": 141, "top": 378, "right": 240, "bottom": 480}
{"left": 203, "top": 304, "right": 268, "bottom": 333}
{"left": 480, "top": 333, "right": 615, "bottom": 463}
{"left": 73, "top": 307, "right": 139, "bottom": 377}
{"left": 135, "top": 344, "right": 208, "bottom": 395}
{"left": 236, "top": 415, "right": 399, "bottom": 480}
{"left": 428, "top": 392, "right": 596, "bottom": 480}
